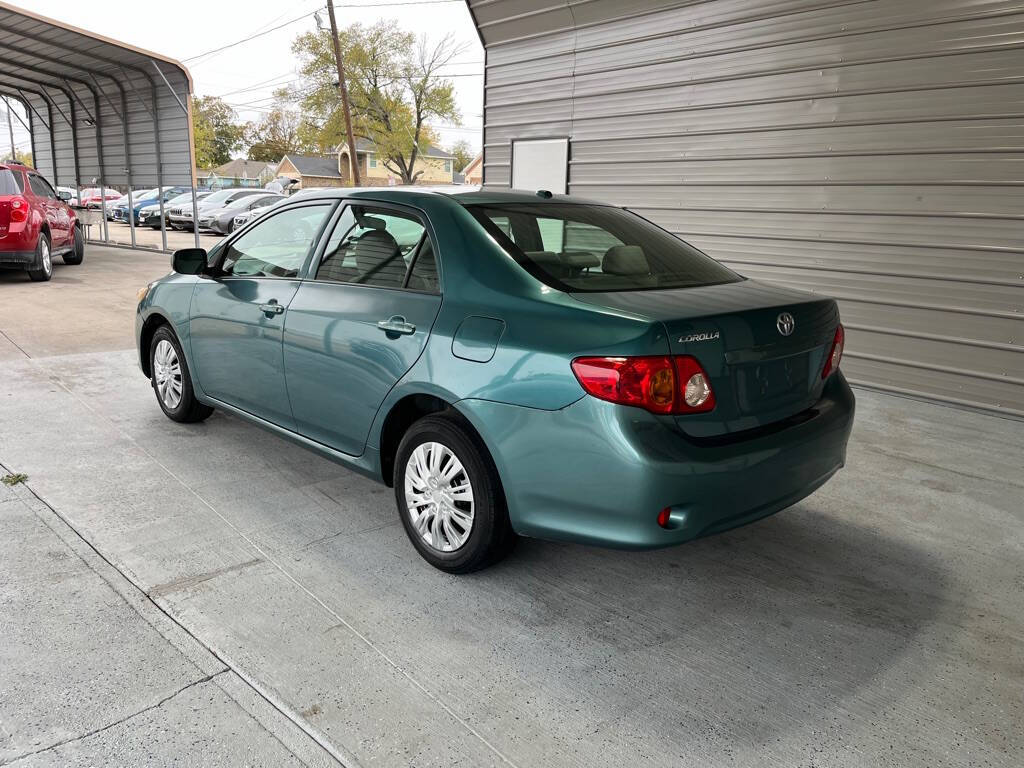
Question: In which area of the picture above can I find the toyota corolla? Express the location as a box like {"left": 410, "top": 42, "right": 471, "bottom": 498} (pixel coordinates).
{"left": 135, "top": 188, "right": 854, "bottom": 572}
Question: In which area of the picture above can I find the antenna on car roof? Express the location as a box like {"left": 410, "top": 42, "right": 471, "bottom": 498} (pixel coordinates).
{"left": 536, "top": 189, "right": 553, "bottom": 199}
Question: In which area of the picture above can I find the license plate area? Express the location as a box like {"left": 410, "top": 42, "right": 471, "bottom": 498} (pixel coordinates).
{"left": 735, "top": 352, "right": 811, "bottom": 413}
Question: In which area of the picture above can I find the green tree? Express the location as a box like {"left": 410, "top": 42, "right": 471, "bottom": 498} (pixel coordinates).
{"left": 447, "top": 139, "right": 475, "bottom": 173}
{"left": 289, "top": 21, "right": 462, "bottom": 184}
{"left": 0, "top": 149, "right": 32, "bottom": 166}
{"left": 246, "top": 99, "right": 305, "bottom": 163}
{"left": 192, "top": 96, "right": 245, "bottom": 168}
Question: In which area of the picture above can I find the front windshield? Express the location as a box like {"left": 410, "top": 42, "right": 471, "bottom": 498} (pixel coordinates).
{"left": 203, "top": 189, "right": 236, "bottom": 205}
{"left": 166, "top": 192, "right": 194, "bottom": 206}
{"left": 468, "top": 203, "right": 741, "bottom": 293}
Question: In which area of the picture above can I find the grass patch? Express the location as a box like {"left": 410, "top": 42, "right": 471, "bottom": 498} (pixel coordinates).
{"left": 2, "top": 473, "right": 28, "bottom": 486}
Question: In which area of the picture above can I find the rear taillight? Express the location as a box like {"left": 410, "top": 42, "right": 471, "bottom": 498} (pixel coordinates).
{"left": 571, "top": 355, "right": 716, "bottom": 415}
{"left": 821, "top": 324, "right": 844, "bottom": 379}
{"left": 9, "top": 196, "right": 28, "bottom": 223}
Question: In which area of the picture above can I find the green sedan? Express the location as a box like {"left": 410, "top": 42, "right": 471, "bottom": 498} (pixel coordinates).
{"left": 135, "top": 188, "right": 854, "bottom": 572}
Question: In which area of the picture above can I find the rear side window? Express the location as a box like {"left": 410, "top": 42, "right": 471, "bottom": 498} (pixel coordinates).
{"left": 316, "top": 205, "right": 427, "bottom": 289}
{"left": 28, "top": 174, "right": 56, "bottom": 199}
{"left": 468, "top": 203, "right": 741, "bottom": 293}
{"left": 0, "top": 169, "right": 23, "bottom": 194}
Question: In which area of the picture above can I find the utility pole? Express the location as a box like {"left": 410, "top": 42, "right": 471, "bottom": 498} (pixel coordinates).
{"left": 4, "top": 98, "right": 15, "bottom": 163}
{"left": 325, "top": 0, "right": 361, "bottom": 186}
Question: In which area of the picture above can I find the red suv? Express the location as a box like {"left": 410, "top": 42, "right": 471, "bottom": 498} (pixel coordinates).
{"left": 0, "top": 163, "right": 84, "bottom": 282}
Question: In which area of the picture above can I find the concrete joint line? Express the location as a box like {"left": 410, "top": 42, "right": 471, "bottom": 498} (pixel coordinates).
{"left": 40, "top": 361, "right": 522, "bottom": 768}
{"left": 43, "top": 366, "right": 520, "bottom": 768}
{"left": 0, "top": 456, "right": 351, "bottom": 768}
{"left": 0, "top": 672, "right": 229, "bottom": 766}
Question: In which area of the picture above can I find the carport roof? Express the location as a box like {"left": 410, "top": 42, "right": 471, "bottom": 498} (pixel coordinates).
{"left": 0, "top": 1, "right": 196, "bottom": 189}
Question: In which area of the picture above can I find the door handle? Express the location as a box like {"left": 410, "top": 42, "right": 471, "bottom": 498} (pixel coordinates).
{"left": 259, "top": 300, "right": 285, "bottom": 316}
{"left": 377, "top": 316, "right": 416, "bottom": 335}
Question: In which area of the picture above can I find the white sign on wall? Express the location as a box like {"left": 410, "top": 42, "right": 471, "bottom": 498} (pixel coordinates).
{"left": 511, "top": 138, "right": 569, "bottom": 194}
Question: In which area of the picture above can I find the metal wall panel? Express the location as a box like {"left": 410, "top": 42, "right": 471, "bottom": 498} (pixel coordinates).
{"left": 0, "top": 2, "right": 195, "bottom": 192}
{"left": 472, "top": 0, "right": 1024, "bottom": 416}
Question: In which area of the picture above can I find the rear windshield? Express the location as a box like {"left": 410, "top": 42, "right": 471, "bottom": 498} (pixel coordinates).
{"left": 0, "top": 168, "right": 24, "bottom": 195}
{"left": 467, "top": 203, "right": 741, "bottom": 293}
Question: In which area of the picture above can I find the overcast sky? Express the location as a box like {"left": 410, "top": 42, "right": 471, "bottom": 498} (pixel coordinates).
{"left": 2, "top": 0, "right": 483, "bottom": 161}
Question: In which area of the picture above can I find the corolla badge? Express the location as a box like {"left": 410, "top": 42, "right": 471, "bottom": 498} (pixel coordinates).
{"left": 776, "top": 312, "right": 796, "bottom": 336}
{"left": 679, "top": 331, "right": 720, "bottom": 343}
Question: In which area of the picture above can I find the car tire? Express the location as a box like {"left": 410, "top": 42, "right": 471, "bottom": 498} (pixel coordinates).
{"left": 149, "top": 326, "right": 214, "bottom": 423}
{"left": 394, "top": 414, "right": 515, "bottom": 573}
{"left": 62, "top": 226, "right": 85, "bottom": 265}
{"left": 27, "top": 232, "right": 53, "bottom": 282}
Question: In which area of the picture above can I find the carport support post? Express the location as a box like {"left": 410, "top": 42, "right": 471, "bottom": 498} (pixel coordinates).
{"left": 151, "top": 60, "right": 199, "bottom": 249}
{"left": 4, "top": 97, "right": 14, "bottom": 160}
{"left": 127, "top": 187, "right": 135, "bottom": 248}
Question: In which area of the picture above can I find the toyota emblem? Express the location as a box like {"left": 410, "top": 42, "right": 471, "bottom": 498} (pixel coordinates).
{"left": 776, "top": 312, "right": 795, "bottom": 336}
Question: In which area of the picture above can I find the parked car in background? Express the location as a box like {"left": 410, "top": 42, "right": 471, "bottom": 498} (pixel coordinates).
{"left": 110, "top": 188, "right": 158, "bottom": 221}
{"left": 113, "top": 186, "right": 188, "bottom": 226}
{"left": 168, "top": 187, "right": 263, "bottom": 231}
{"left": 80, "top": 188, "right": 121, "bottom": 210}
{"left": 1, "top": 162, "right": 84, "bottom": 282}
{"left": 136, "top": 187, "right": 854, "bottom": 572}
{"left": 139, "top": 191, "right": 211, "bottom": 229}
{"left": 199, "top": 193, "right": 284, "bottom": 235}
{"left": 231, "top": 201, "right": 275, "bottom": 230}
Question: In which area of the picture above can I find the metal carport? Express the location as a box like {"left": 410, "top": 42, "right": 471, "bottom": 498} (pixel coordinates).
{"left": 0, "top": 0, "right": 198, "bottom": 250}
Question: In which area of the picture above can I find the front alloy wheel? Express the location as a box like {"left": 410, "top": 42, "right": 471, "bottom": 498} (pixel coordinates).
{"left": 153, "top": 339, "right": 183, "bottom": 410}
{"left": 148, "top": 326, "right": 213, "bottom": 423}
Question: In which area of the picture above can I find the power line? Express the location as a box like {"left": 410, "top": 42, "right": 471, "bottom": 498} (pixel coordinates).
{"left": 184, "top": 10, "right": 322, "bottom": 63}
{"left": 184, "top": 0, "right": 468, "bottom": 63}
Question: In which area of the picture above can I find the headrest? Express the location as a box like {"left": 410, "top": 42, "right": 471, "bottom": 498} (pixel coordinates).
{"left": 353, "top": 229, "right": 398, "bottom": 264}
{"left": 524, "top": 250, "right": 560, "bottom": 266}
{"left": 603, "top": 245, "right": 649, "bottom": 275}
{"left": 560, "top": 250, "right": 601, "bottom": 269}
{"left": 356, "top": 214, "right": 386, "bottom": 230}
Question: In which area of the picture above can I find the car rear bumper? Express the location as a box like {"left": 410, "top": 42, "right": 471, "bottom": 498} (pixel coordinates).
{"left": 457, "top": 372, "right": 855, "bottom": 549}
{"left": 0, "top": 249, "right": 36, "bottom": 269}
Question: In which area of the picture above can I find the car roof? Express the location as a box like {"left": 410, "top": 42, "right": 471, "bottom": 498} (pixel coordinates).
{"left": 291, "top": 185, "right": 610, "bottom": 208}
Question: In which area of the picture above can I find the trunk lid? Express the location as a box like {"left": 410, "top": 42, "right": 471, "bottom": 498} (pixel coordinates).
{"left": 571, "top": 280, "right": 839, "bottom": 437}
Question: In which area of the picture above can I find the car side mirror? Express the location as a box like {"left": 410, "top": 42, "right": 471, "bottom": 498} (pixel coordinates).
{"left": 57, "top": 191, "right": 72, "bottom": 201}
{"left": 172, "top": 247, "right": 208, "bottom": 275}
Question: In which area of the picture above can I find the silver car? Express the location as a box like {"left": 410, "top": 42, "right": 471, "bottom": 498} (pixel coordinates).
{"left": 168, "top": 188, "right": 263, "bottom": 231}
{"left": 198, "top": 193, "right": 284, "bottom": 235}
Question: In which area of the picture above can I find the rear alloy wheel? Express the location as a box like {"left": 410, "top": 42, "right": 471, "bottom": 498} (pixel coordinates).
{"left": 62, "top": 227, "right": 85, "bottom": 265}
{"left": 395, "top": 415, "right": 515, "bottom": 573}
{"left": 27, "top": 233, "right": 52, "bottom": 282}
{"left": 149, "top": 326, "right": 213, "bottom": 423}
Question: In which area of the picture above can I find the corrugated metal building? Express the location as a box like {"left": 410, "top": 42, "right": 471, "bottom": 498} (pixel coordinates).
{"left": 467, "top": 0, "right": 1024, "bottom": 417}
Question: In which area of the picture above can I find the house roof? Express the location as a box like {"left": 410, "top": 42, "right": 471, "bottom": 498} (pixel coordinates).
{"left": 213, "top": 158, "right": 276, "bottom": 178}
{"left": 461, "top": 153, "right": 483, "bottom": 176}
{"left": 282, "top": 154, "right": 341, "bottom": 178}
{"left": 343, "top": 139, "right": 455, "bottom": 159}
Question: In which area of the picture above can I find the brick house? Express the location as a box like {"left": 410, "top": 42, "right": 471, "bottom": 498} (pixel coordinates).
{"left": 277, "top": 141, "right": 457, "bottom": 189}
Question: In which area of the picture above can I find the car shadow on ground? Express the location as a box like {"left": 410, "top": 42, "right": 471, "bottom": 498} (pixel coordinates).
{"left": 466, "top": 504, "right": 951, "bottom": 746}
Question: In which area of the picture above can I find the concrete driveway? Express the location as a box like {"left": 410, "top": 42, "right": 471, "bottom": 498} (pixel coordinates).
{"left": 1, "top": 245, "right": 1021, "bottom": 767}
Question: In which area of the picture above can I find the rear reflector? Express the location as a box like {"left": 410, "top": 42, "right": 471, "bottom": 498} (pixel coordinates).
{"left": 571, "top": 355, "right": 715, "bottom": 415}
{"left": 821, "top": 324, "right": 845, "bottom": 379}
{"left": 657, "top": 507, "right": 672, "bottom": 528}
